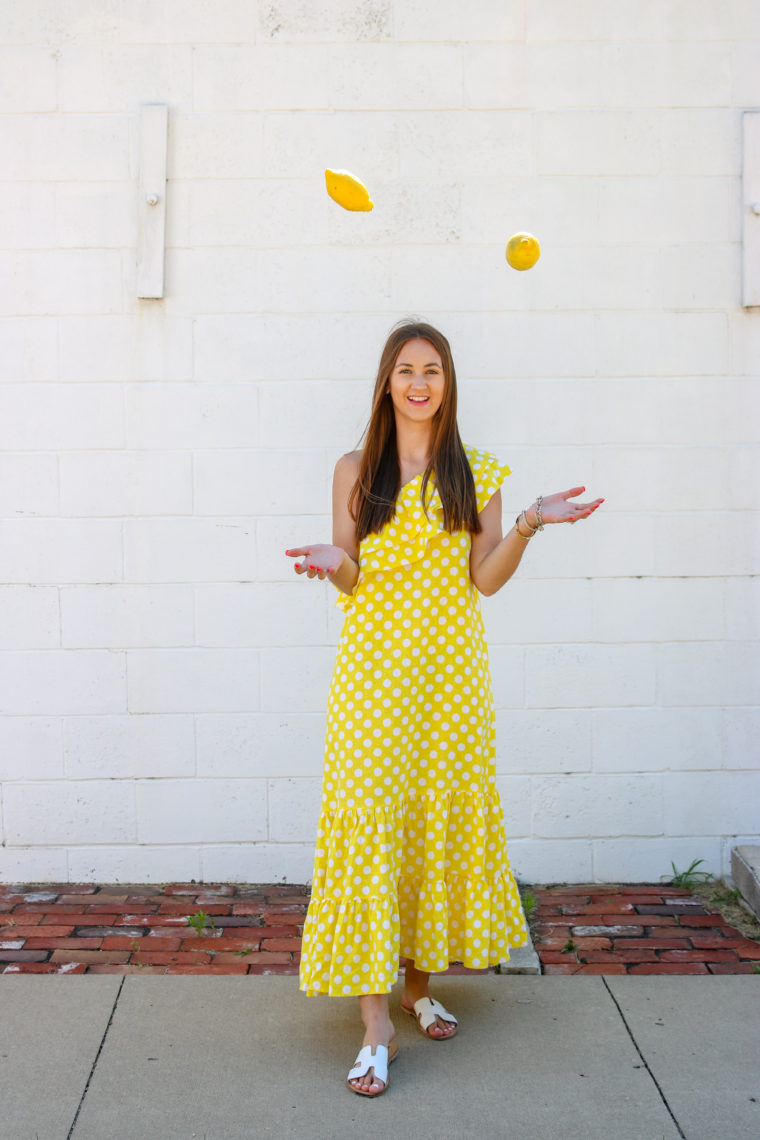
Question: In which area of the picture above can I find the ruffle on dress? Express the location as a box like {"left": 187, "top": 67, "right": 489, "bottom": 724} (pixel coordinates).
{"left": 334, "top": 446, "right": 511, "bottom": 616}
{"left": 299, "top": 788, "right": 528, "bottom": 997}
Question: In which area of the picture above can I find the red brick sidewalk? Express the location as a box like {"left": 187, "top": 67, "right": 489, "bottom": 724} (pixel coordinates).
{"left": 0, "top": 883, "right": 308, "bottom": 975}
{"left": 2, "top": 881, "right": 758, "bottom": 975}
{"left": 533, "top": 884, "right": 760, "bottom": 974}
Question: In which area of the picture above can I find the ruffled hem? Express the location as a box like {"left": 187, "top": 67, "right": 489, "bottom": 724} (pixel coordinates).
{"left": 299, "top": 789, "right": 529, "bottom": 996}
{"left": 299, "top": 894, "right": 400, "bottom": 996}
{"left": 299, "top": 869, "right": 529, "bottom": 996}
{"left": 397, "top": 867, "right": 528, "bottom": 974}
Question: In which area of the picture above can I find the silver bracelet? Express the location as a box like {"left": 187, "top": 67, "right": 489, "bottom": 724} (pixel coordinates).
{"left": 534, "top": 495, "right": 544, "bottom": 531}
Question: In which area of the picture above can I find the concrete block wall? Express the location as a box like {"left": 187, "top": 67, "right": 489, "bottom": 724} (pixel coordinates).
{"left": 0, "top": 0, "right": 758, "bottom": 886}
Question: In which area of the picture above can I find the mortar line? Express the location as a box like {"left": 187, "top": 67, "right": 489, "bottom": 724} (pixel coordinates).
{"left": 66, "top": 975, "right": 126, "bottom": 1139}
{"left": 602, "top": 976, "right": 687, "bottom": 1140}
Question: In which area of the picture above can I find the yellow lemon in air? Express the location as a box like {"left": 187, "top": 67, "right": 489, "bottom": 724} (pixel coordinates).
{"left": 325, "top": 168, "right": 374, "bottom": 212}
{"left": 505, "top": 232, "right": 541, "bottom": 270}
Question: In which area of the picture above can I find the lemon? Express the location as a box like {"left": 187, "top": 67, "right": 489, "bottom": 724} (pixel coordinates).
{"left": 325, "top": 168, "right": 374, "bottom": 212}
{"left": 505, "top": 232, "right": 541, "bottom": 271}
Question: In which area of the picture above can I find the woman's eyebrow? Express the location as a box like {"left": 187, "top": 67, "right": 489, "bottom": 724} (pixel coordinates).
{"left": 397, "top": 361, "right": 441, "bottom": 367}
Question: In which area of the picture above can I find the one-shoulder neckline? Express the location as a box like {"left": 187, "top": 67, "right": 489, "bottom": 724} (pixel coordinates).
{"left": 399, "top": 445, "right": 478, "bottom": 492}
{"left": 399, "top": 471, "right": 425, "bottom": 493}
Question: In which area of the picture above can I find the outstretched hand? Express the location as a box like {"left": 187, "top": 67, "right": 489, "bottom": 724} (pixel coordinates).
{"left": 285, "top": 544, "right": 345, "bottom": 580}
{"left": 533, "top": 487, "right": 604, "bottom": 525}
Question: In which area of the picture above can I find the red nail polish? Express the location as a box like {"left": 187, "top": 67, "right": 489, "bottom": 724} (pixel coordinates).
{"left": 309, "top": 564, "right": 315, "bottom": 569}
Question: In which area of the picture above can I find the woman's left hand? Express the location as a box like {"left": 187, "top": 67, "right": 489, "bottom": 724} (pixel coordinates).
{"left": 526, "top": 487, "right": 604, "bottom": 527}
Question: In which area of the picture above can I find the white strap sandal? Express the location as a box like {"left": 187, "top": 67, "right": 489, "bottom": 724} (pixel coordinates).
{"left": 402, "top": 995, "right": 459, "bottom": 1040}
{"left": 346, "top": 1040, "right": 398, "bottom": 1097}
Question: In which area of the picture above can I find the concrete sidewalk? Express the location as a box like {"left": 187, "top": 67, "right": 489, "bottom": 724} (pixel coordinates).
{"left": 2, "top": 975, "right": 758, "bottom": 1139}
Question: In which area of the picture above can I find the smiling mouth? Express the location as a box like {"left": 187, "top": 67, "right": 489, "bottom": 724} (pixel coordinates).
{"left": 407, "top": 396, "right": 430, "bottom": 403}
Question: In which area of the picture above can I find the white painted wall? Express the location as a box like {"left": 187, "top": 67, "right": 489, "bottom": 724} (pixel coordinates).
{"left": 1, "top": 0, "right": 758, "bottom": 886}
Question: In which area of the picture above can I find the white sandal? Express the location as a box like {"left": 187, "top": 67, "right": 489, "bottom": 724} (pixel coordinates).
{"left": 346, "top": 1040, "right": 399, "bottom": 1097}
{"left": 401, "top": 995, "right": 459, "bottom": 1040}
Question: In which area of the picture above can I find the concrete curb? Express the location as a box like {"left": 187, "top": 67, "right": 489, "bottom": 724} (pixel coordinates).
{"left": 497, "top": 937, "right": 542, "bottom": 974}
{"left": 731, "top": 845, "right": 760, "bottom": 921}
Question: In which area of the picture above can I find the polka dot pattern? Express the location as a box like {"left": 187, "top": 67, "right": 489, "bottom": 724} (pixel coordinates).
{"left": 299, "top": 446, "right": 529, "bottom": 997}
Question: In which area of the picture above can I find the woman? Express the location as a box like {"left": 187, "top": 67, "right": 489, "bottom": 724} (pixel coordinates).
{"left": 285, "top": 321, "right": 603, "bottom": 1096}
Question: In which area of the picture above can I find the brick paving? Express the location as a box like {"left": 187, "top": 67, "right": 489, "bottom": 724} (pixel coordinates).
{"left": 533, "top": 884, "right": 760, "bottom": 974}
{"left": 0, "top": 883, "right": 309, "bottom": 975}
{"left": 1, "top": 881, "right": 758, "bottom": 975}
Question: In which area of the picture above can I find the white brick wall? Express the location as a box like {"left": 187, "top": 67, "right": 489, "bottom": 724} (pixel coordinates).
{"left": 1, "top": 2, "right": 758, "bottom": 886}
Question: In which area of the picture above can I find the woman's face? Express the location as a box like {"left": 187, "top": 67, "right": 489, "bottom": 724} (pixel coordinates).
{"left": 387, "top": 337, "right": 446, "bottom": 425}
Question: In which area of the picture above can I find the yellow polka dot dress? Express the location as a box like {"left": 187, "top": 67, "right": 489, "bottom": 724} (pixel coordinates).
{"left": 299, "top": 445, "right": 529, "bottom": 997}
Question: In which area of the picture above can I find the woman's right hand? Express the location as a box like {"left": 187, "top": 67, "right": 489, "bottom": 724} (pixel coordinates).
{"left": 285, "top": 544, "right": 346, "bottom": 581}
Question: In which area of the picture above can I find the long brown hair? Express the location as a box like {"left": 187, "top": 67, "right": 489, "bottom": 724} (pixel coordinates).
{"left": 349, "top": 321, "right": 482, "bottom": 543}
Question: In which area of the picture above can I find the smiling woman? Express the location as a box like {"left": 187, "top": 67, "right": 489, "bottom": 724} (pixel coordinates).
{"left": 284, "top": 320, "right": 603, "bottom": 1097}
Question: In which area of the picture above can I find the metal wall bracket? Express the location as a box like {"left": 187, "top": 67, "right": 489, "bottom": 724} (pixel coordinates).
{"left": 136, "top": 103, "right": 168, "bottom": 299}
{"left": 743, "top": 110, "right": 760, "bottom": 308}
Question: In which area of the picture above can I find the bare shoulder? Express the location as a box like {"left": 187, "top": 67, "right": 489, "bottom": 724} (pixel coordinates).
{"left": 337, "top": 449, "right": 362, "bottom": 467}
{"left": 334, "top": 450, "right": 362, "bottom": 478}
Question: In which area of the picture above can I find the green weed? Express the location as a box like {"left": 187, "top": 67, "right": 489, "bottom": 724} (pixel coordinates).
{"left": 186, "top": 910, "right": 216, "bottom": 934}
{"left": 667, "top": 858, "right": 714, "bottom": 889}
{"left": 129, "top": 937, "right": 146, "bottom": 968}
{"left": 520, "top": 889, "right": 537, "bottom": 919}
{"left": 714, "top": 886, "right": 741, "bottom": 905}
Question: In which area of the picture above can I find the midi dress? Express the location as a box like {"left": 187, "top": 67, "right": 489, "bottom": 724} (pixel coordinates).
{"left": 299, "top": 445, "right": 529, "bottom": 997}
